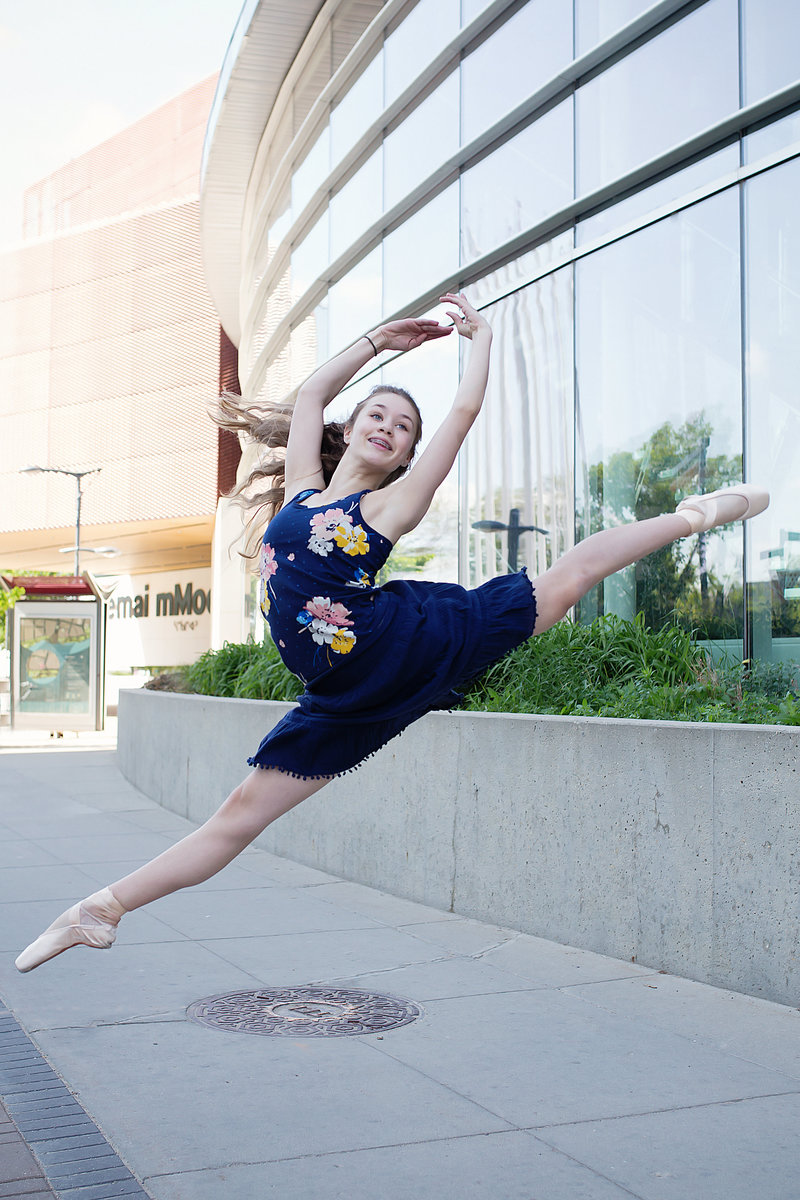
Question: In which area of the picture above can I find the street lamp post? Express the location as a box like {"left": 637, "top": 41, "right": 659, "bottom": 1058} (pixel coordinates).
{"left": 20, "top": 466, "right": 101, "bottom": 577}
{"left": 472, "top": 508, "right": 549, "bottom": 573}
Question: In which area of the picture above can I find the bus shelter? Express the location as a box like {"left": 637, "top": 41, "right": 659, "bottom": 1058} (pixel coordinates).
{"left": 2, "top": 575, "right": 109, "bottom": 732}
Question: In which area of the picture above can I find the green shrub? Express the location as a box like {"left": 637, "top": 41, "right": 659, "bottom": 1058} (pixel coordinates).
{"left": 183, "top": 638, "right": 302, "bottom": 702}
{"left": 167, "top": 616, "right": 799, "bottom": 726}
{"left": 460, "top": 613, "right": 799, "bottom": 726}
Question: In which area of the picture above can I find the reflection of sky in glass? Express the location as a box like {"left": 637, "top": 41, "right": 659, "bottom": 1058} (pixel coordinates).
{"left": 577, "top": 146, "right": 739, "bottom": 245}
{"left": 384, "top": 71, "right": 460, "bottom": 211}
{"left": 382, "top": 185, "right": 460, "bottom": 315}
{"left": 330, "top": 51, "right": 383, "bottom": 162}
{"left": 384, "top": 0, "right": 459, "bottom": 107}
{"left": 742, "top": 0, "right": 800, "bottom": 107}
{"left": 291, "top": 126, "right": 330, "bottom": 217}
{"left": 576, "top": 0, "right": 738, "bottom": 196}
{"left": 327, "top": 247, "right": 381, "bottom": 355}
{"left": 745, "top": 111, "right": 800, "bottom": 166}
{"left": 290, "top": 211, "right": 329, "bottom": 302}
{"left": 575, "top": 0, "right": 655, "bottom": 55}
{"left": 460, "top": 0, "right": 571, "bottom": 145}
{"left": 329, "top": 149, "right": 382, "bottom": 261}
{"left": 461, "top": 101, "right": 572, "bottom": 264}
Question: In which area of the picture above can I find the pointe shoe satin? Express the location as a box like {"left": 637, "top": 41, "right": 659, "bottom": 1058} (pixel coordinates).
{"left": 676, "top": 483, "right": 769, "bottom": 535}
{"left": 15, "top": 887, "right": 127, "bottom": 973}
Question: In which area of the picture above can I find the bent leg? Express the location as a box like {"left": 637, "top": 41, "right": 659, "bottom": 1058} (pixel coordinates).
{"left": 111, "top": 769, "right": 329, "bottom": 911}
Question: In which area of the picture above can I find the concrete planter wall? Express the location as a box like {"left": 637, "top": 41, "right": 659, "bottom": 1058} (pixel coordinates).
{"left": 118, "top": 689, "right": 799, "bottom": 1006}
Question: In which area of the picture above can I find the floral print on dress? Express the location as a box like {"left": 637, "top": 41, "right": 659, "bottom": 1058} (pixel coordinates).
{"left": 296, "top": 595, "right": 356, "bottom": 655}
{"left": 258, "top": 541, "right": 278, "bottom": 617}
{"left": 307, "top": 507, "right": 370, "bottom": 560}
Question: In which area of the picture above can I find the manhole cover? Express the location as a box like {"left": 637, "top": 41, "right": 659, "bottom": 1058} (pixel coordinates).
{"left": 186, "top": 986, "right": 422, "bottom": 1038}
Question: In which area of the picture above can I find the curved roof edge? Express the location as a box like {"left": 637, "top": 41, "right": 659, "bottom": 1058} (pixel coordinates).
{"left": 199, "top": 0, "right": 325, "bottom": 346}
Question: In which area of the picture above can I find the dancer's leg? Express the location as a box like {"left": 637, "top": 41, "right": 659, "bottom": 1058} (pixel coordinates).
{"left": 111, "top": 769, "right": 327, "bottom": 911}
{"left": 532, "top": 512, "right": 693, "bottom": 633}
{"left": 531, "top": 483, "right": 769, "bottom": 632}
{"left": 15, "top": 769, "right": 327, "bottom": 971}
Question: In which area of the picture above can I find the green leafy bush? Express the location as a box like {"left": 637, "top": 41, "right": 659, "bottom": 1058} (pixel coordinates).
{"left": 157, "top": 616, "right": 799, "bottom": 726}
{"left": 460, "top": 613, "right": 800, "bottom": 725}
{"left": 182, "top": 638, "right": 302, "bottom": 702}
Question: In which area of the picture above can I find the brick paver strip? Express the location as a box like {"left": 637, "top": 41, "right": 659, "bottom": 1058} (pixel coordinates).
{"left": 0, "top": 1002, "right": 152, "bottom": 1199}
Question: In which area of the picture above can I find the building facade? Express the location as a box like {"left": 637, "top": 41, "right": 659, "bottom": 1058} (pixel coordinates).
{"left": 201, "top": 0, "right": 800, "bottom": 670}
{"left": 0, "top": 77, "right": 242, "bottom": 679}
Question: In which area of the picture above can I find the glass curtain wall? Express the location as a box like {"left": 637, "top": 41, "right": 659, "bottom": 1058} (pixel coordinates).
{"left": 233, "top": 0, "right": 800, "bottom": 670}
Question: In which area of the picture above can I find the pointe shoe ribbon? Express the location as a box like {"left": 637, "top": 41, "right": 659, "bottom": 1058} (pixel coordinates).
{"left": 15, "top": 887, "right": 127, "bottom": 973}
{"left": 676, "top": 483, "right": 769, "bottom": 535}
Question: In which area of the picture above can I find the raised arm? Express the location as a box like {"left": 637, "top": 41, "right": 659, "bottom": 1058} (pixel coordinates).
{"left": 366, "top": 294, "right": 492, "bottom": 540}
{"left": 283, "top": 318, "right": 451, "bottom": 499}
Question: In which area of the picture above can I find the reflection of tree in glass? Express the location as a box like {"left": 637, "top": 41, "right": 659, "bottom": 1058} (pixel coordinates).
{"left": 584, "top": 415, "right": 743, "bottom": 637}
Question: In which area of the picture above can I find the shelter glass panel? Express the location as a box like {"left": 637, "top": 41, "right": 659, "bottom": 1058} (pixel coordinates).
{"left": 575, "top": 190, "right": 743, "bottom": 647}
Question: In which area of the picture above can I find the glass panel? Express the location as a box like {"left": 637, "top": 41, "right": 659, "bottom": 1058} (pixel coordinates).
{"left": 577, "top": 146, "right": 739, "bottom": 245}
{"left": 330, "top": 50, "right": 383, "bottom": 162}
{"left": 468, "top": 233, "right": 574, "bottom": 308}
{"left": 466, "top": 270, "right": 574, "bottom": 587}
{"left": 575, "top": 0, "right": 656, "bottom": 55}
{"left": 291, "top": 125, "right": 330, "bottom": 217}
{"left": 290, "top": 211, "right": 330, "bottom": 302}
{"left": 266, "top": 186, "right": 293, "bottom": 267}
{"left": 461, "top": 100, "right": 573, "bottom": 265}
{"left": 742, "top": 0, "right": 800, "bottom": 108}
{"left": 745, "top": 158, "right": 800, "bottom": 675}
{"left": 576, "top": 0, "right": 738, "bottom": 196}
{"left": 384, "top": 71, "right": 460, "bottom": 211}
{"left": 330, "top": 148, "right": 383, "bottom": 261}
{"left": 461, "top": 0, "right": 493, "bottom": 24}
{"left": 575, "top": 191, "right": 743, "bottom": 643}
{"left": 384, "top": 0, "right": 460, "bottom": 107}
{"left": 18, "top": 614, "right": 92, "bottom": 715}
{"left": 460, "top": 0, "right": 572, "bottom": 145}
{"left": 327, "top": 247, "right": 382, "bottom": 356}
{"left": 382, "top": 184, "right": 460, "bottom": 315}
{"left": 744, "top": 109, "right": 800, "bottom": 165}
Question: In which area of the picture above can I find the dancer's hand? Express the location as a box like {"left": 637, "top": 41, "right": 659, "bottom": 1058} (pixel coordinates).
{"left": 367, "top": 318, "right": 453, "bottom": 354}
{"left": 440, "top": 293, "right": 490, "bottom": 340}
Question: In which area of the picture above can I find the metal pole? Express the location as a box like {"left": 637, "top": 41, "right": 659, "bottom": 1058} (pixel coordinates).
{"left": 74, "top": 475, "right": 82, "bottom": 577}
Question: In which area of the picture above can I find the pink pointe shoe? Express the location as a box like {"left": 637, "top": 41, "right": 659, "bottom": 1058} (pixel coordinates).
{"left": 15, "top": 887, "right": 127, "bottom": 973}
{"left": 676, "top": 483, "right": 769, "bottom": 535}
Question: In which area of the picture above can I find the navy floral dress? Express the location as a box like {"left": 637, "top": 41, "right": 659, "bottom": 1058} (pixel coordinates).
{"left": 248, "top": 488, "right": 537, "bottom": 778}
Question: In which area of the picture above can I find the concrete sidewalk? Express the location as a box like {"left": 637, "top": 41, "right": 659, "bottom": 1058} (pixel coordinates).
{"left": 0, "top": 745, "right": 799, "bottom": 1200}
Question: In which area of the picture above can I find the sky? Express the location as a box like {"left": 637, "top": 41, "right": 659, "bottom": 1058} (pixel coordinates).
{"left": 0, "top": 0, "right": 245, "bottom": 249}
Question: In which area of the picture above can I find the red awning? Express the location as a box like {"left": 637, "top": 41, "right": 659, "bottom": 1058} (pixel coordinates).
{"left": 2, "top": 576, "right": 94, "bottom": 597}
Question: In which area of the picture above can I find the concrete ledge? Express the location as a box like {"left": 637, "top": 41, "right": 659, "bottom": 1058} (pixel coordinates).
{"left": 118, "top": 689, "right": 799, "bottom": 1005}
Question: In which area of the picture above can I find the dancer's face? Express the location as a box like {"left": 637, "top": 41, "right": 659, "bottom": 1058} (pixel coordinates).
{"left": 345, "top": 393, "right": 420, "bottom": 476}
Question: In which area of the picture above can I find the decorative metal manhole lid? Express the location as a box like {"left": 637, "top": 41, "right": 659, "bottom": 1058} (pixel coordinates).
{"left": 186, "top": 986, "right": 422, "bottom": 1038}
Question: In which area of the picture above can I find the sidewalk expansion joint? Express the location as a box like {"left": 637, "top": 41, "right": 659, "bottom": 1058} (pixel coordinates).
{"left": 0, "top": 1000, "right": 153, "bottom": 1200}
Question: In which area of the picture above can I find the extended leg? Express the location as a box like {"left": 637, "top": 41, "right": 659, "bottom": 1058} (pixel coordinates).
{"left": 15, "top": 769, "right": 327, "bottom": 971}
{"left": 531, "top": 483, "right": 768, "bottom": 634}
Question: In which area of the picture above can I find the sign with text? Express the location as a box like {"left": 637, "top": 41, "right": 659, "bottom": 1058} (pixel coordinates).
{"left": 103, "top": 570, "right": 212, "bottom": 669}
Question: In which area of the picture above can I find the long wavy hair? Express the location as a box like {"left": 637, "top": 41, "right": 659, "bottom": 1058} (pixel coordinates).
{"left": 214, "top": 384, "right": 422, "bottom": 556}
